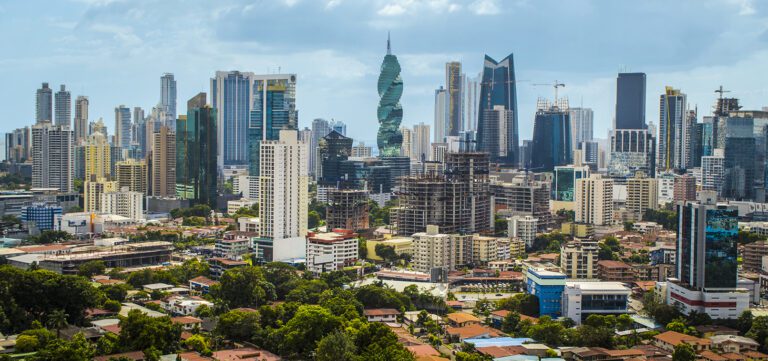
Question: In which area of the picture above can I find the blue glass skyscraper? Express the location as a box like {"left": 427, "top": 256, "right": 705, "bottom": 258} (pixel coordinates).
{"left": 531, "top": 102, "right": 572, "bottom": 172}
{"left": 211, "top": 71, "right": 253, "bottom": 169}
{"left": 476, "top": 54, "right": 518, "bottom": 165}
{"left": 248, "top": 74, "right": 297, "bottom": 177}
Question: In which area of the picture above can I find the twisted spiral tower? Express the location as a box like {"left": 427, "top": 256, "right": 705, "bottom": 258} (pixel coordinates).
{"left": 377, "top": 33, "right": 403, "bottom": 157}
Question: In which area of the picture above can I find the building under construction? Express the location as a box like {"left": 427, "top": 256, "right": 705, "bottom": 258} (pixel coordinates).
{"left": 326, "top": 189, "right": 370, "bottom": 231}
{"left": 393, "top": 152, "right": 492, "bottom": 236}
{"left": 491, "top": 172, "right": 552, "bottom": 232}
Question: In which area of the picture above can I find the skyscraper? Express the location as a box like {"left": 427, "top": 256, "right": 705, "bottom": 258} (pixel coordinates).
{"left": 310, "top": 118, "right": 331, "bottom": 178}
{"left": 74, "top": 96, "right": 89, "bottom": 144}
{"left": 331, "top": 120, "right": 347, "bottom": 136}
{"left": 133, "top": 107, "right": 146, "bottom": 158}
{"left": 477, "top": 53, "right": 519, "bottom": 165}
{"left": 114, "top": 105, "right": 132, "bottom": 149}
{"left": 445, "top": 62, "right": 462, "bottom": 137}
{"left": 609, "top": 128, "right": 656, "bottom": 178}
{"left": 161, "top": 73, "right": 177, "bottom": 127}
{"left": 36, "top": 82, "right": 53, "bottom": 123}
{"left": 247, "top": 74, "right": 298, "bottom": 178}
{"left": 258, "top": 130, "right": 308, "bottom": 242}
{"left": 211, "top": 71, "right": 254, "bottom": 168}
{"left": 84, "top": 130, "right": 111, "bottom": 180}
{"left": 615, "top": 73, "right": 646, "bottom": 130}
{"left": 462, "top": 73, "right": 480, "bottom": 132}
{"left": 400, "top": 126, "right": 413, "bottom": 158}
{"left": 377, "top": 34, "right": 404, "bottom": 157}
{"left": 569, "top": 107, "right": 593, "bottom": 151}
{"left": 150, "top": 126, "right": 176, "bottom": 197}
{"left": 31, "top": 122, "right": 73, "bottom": 192}
{"left": 434, "top": 86, "right": 447, "bottom": 142}
{"left": 531, "top": 99, "right": 572, "bottom": 172}
{"left": 658, "top": 87, "right": 687, "bottom": 171}
{"left": 116, "top": 159, "right": 147, "bottom": 194}
{"left": 412, "top": 123, "right": 431, "bottom": 162}
{"left": 54, "top": 85, "right": 71, "bottom": 127}
{"left": 721, "top": 117, "right": 756, "bottom": 200}
{"left": 176, "top": 93, "right": 218, "bottom": 208}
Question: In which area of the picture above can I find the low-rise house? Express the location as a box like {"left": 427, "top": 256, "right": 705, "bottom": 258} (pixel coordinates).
{"left": 653, "top": 331, "right": 710, "bottom": 353}
{"left": 744, "top": 351, "right": 768, "bottom": 361}
{"left": 709, "top": 334, "right": 760, "bottom": 353}
{"left": 143, "top": 283, "right": 175, "bottom": 293}
{"left": 171, "top": 316, "right": 203, "bottom": 331}
{"left": 596, "top": 260, "right": 634, "bottom": 282}
{"left": 188, "top": 276, "right": 218, "bottom": 295}
{"left": 446, "top": 312, "right": 481, "bottom": 327}
{"left": 363, "top": 308, "right": 400, "bottom": 323}
{"left": 162, "top": 296, "right": 213, "bottom": 316}
{"left": 211, "top": 348, "right": 281, "bottom": 361}
{"left": 209, "top": 257, "right": 248, "bottom": 278}
{"left": 489, "top": 310, "right": 537, "bottom": 329}
{"left": 445, "top": 324, "right": 503, "bottom": 342}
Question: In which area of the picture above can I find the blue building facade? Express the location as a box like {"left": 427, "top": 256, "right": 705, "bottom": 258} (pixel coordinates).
{"left": 21, "top": 203, "right": 63, "bottom": 231}
{"left": 525, "top": 268, "right": 566, "bottom": 317}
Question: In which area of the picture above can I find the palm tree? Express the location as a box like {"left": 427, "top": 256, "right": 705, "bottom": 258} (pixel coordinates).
{"left": 47, "top": 309, "right": 68, "bottom": 338}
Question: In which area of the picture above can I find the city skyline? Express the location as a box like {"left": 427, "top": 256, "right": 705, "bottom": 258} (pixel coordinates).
{"left": 3, "top": 0, "right": 768, "bottom": 149}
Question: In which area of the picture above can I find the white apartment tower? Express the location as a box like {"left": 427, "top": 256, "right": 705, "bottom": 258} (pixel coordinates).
{"left": 258, "top": 130, "right": 309, "bottom": 242}
{"left": 32, "top": 122, "right": 73, "bottom": 192}
{"left": 575, "top": 174, "right": 614, "bottom": 226}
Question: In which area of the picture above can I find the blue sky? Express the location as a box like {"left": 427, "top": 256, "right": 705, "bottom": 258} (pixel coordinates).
{"left": 2, "top": 0, "right": 768, "bottom": 146}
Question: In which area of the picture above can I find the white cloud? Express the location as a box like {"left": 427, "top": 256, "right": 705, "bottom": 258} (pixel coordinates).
{"left": 284, "top": 0, "right": 300, "bottom": 7}
{"left": 726, "top": 0, "right": 755, "bottom": 15}
{"left": 469, "top": 0, "right": 499, "bottom": 15}
{"left": 326, "top": 0, "right": 343, "bottom": 9}
{"left": 378, "top": 2, "right": 409, "bottom": 16}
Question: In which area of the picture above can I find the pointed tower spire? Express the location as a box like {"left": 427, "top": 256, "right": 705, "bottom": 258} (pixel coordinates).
{"left": 387, "top": 31, "right": 391, "bottom": 55}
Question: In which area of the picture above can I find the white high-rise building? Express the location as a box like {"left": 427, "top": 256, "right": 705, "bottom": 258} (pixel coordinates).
{"left": 74, "top": 96, "right": 89, "bottom": 144}
{"left": 702, "top": 149, "right": 725, "bottom": 193}
{"left": 351, "top": 142, "right": 373, "bottom": 158}
{"left": 31, "top": 122, "right": 73, "bottom": 192}
{"left": 259, "top": 130, "right": 309, "bottom": 242}
{"left": 575, "top": 174, "right": 614, "bottom": 226}
{"left": 161, "top": 73, "right": 177, "bottom": 127}
{"left": 462, "top": 73, "right": 480, "bottom": 132}
{"left": 508, "top": 215, "right": 538, "bottom": 248}
{"left": 84, "top": 178, "right": 117, "bottom": 213}
{"left": 434, "top": 86, "right": 447, "bottom": 142}
{"left": 400, "top": 126, "right": 413, "bottom": 158}
{"left": 54, "top": 85, "right": 71, "bottom": 127}
{"left": 413, "top": 225, "right": 454, "bottom": 273}
{"left": 412, "top": 123, "right": 431, "bottom": 162}
{"left": 102, "top": 187, "right": 144, "bottom": 221}
{"left": 569, "top": 107, "right": 593, "bottom": 151}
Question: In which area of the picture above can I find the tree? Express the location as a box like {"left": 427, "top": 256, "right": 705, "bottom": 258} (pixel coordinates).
{"left": 78, "top": 260, "right": 106, "bottom": 277}
{"left": 213, "top": 267, "right": 276, "bottom": 308}
{"left": 308, "top": 210, "right": 322, "bottom": 229}
{"left": 672, "top": 343, "right": 696, "bottom": 361}
{"left": 47, "top": 309, "right": 68, "bottom": 338}
{"left": 118, "top": 310, "right": 181, "bottom": 354}
{"left": 276, "top": 305, "right": 343, "bottom": 358}
{"left": 29, "top": 230, "right": 72, "bottom": 244}
{"left": 501, "top": 311, "right": 521, "bottom": 334}
{"left": 195, "top": 304, "right": 212, "bottom": 318}
{"left": 184, "top": 334, "right": 211, "bottom": 355}
{"left": 261, "top": 262, "right": 300, "bottom": 299}
{"left": 455, "top": 352, "right": 488, "bottom": 361}
{"left": 354, "top": 285, "right": 412, "bottom": 311}
{"left": 494, "top": 215, "right": 508, "bottom": 236}
{"left": 375, "top": 244, "right": 398, "bottom": 263}
{"left": 666, "top": 319, "right": 696, "bottom": 335}
{"left": 473, "top": 299, "right": 494, "bottom": 320}
{"left": 15, "top": 334, "right": 40, "bottom": 352}
{"left": 34, "top": 333, "right": 96, "bottom": 361}
{"left": 353, "top": 322, "right": 415, "bottom": 361}
{"left": 747, "top": 316, "right": 768, "bottom": 352}
{"left": 315, "top": 330, "right": 356, "bottom": 361}
{"left": 214, "top": 310, "right": 260, "bottom": 342}
{"left": 103, "top": 300, "right": 121, "bottom": 313}
{"left": 526, "top": 316, "right": 565, "bottom": 346}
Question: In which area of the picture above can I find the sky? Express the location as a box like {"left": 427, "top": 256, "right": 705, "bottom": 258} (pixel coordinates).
{"left": 2, "top": 0, "right": 768, "bottom": 147}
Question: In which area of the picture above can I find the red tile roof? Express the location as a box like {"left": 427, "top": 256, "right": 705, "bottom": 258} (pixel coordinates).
{"left": 363, "top": 308, "right": 401, "bottom": 316}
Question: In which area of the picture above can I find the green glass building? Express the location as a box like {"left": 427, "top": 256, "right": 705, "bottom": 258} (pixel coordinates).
{"left": 176, "top": 92, "right": 218, "bottom": 208}
{"left": 377, "top": 34, "right": 403, "bottom": 157}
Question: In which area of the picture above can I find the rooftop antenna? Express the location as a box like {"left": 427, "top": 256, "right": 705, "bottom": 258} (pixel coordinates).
{"left": 387, "top": 31, "right": 391, "bottom": 55}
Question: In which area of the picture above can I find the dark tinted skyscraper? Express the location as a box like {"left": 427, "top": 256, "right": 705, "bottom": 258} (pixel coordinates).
{"left": 446, "top": 62, "right": 462, "bottom": 137}
{"left": 477, "top": 54, "right": 518, "bottom": 165}
{"left": 248, "top": 74, "right": 297, "bottom": 177}
{"left": 615, "top": 73, "right": 646, "bottom": 130}
{"left": 176, "top": 93, "right": 218, "bottom": 208}
{"left": 531, "top": 101, "right": 572, "bottom": 172}
{"left": 377, "top": 34, "right": 404, "bottom": 157}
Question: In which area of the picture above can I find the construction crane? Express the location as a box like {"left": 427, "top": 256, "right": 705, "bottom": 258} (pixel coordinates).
{"left": 715, "top": 85, "right": 730, "bottom": 99}
{"left": 532, "top": 81, "right": 566, "bottom": 102}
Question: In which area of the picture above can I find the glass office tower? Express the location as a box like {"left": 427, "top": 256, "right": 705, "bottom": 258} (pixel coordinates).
{"left": 476, "top": 53, "right": 519, "bottom": 165}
